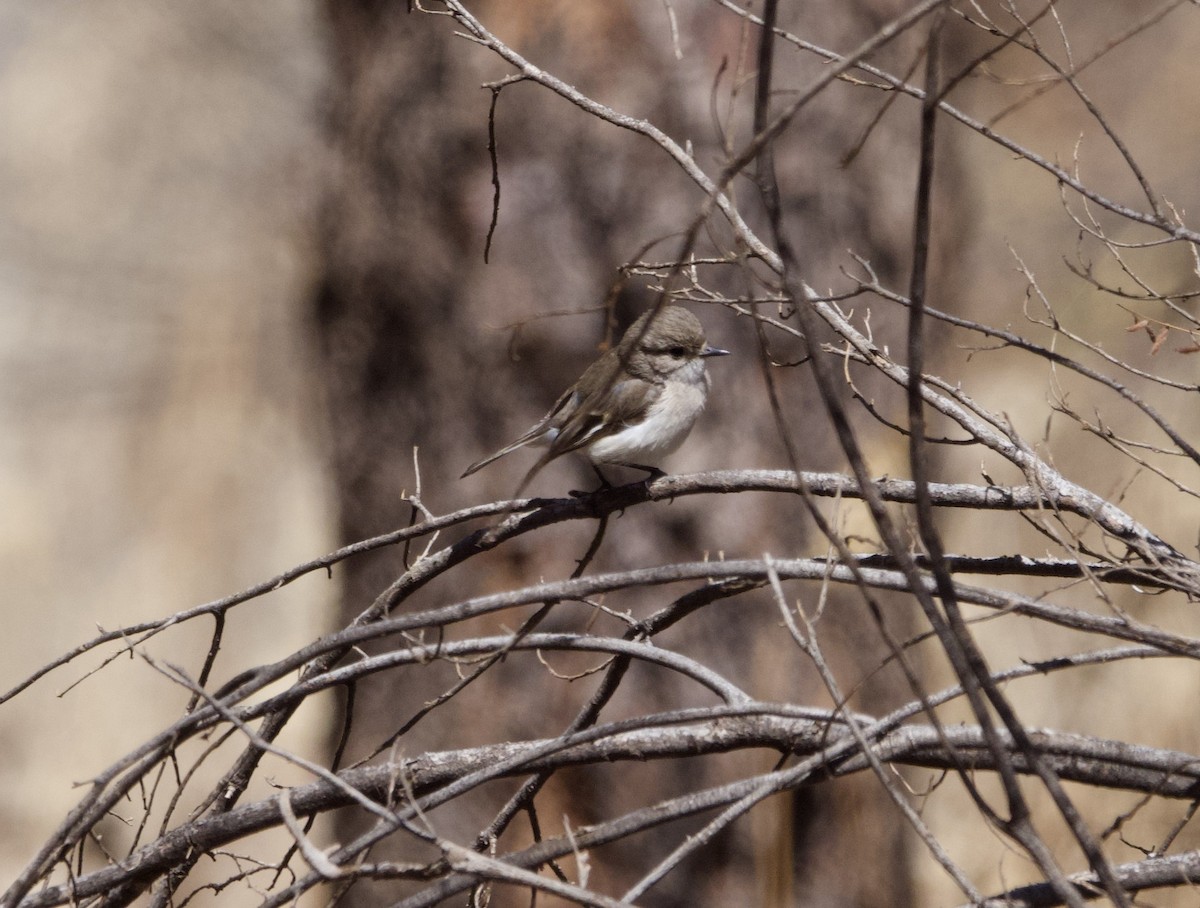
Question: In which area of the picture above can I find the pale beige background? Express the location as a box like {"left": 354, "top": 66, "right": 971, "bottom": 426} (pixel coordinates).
{"left": 0, "top": 1, "right": 334, "bottom": 883}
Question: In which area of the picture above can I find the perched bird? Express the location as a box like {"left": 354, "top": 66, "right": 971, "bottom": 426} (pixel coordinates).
{"left": 461, "top": 306, "right": 730, "bottom": 485}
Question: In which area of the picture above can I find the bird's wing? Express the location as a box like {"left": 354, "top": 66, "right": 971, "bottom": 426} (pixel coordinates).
{"left": 461, "top": 348, "right": 659, "bottom": 477}
{"left": 548, "top": 374, "right": 660, "bottom": 457}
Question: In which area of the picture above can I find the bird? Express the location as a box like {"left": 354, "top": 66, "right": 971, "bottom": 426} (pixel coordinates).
{"left": 461, "top": 306, "right": 730, "bottom": 486}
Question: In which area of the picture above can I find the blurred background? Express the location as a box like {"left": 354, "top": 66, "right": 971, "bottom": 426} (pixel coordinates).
{"left": 2, "top": 1, "right": 1199, "bottom": 905}
{"left": 0, "top": 0, "right": 334, "bottom": 883}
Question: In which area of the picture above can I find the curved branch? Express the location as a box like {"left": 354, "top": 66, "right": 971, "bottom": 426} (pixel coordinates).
{"left": 15, "top": 469, "right": 1187, "bottom": 708}
{"left": 18, "top": 708, "right": 1200, "bottom": 908}
{"left": 971, "top": 850, "right": 1200, "bottom": 908}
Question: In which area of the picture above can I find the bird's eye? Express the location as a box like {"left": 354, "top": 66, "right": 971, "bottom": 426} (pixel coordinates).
{"left": 668, "top": 346, "right": 687, "bottom": 358}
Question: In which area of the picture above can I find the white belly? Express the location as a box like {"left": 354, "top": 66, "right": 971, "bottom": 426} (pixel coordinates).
{"left": 587, "top": 375, "right": 709, "bottom": 465}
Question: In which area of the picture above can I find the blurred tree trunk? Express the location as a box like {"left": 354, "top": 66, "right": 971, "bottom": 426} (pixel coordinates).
{"left": 314, "top": 2, "right": 967, "bottom": 904}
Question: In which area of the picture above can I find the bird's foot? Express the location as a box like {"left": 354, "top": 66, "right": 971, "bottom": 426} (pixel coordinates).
{"left": 569, "top": 465, "right": 614, "bottom": 499}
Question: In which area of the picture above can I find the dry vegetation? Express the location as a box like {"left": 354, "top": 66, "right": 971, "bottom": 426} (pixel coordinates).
{"left": 5, "top": 2, "right": 1200, "bottom": 907}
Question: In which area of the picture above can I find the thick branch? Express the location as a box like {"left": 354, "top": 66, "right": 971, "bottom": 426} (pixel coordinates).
{"left": 19, "top": 711, "right": 1200, "bottom": 908}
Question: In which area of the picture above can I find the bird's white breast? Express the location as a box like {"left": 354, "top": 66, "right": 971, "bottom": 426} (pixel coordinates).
{"left": 587, "top": 363, "right": 710, "bottom": 465}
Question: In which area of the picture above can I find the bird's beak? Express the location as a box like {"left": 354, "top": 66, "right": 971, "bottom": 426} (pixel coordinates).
{"left": 701, "top": 345, "right": 731, "bottom": 358}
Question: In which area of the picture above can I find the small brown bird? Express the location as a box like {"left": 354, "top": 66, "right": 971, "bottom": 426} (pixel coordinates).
{"left": 462, "top": 306, "right": 729, "bottom": 482}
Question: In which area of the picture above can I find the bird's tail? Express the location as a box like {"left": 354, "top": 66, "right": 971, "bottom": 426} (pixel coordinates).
{"left": 460, "top": 435, "right": 537, "bottom": 478}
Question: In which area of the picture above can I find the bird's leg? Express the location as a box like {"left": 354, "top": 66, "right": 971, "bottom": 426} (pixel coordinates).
{"left": 615, "top": 462, "right": 665, "bottom": 483}
{"left": 569, "top": 464, "right": 613, "bottom": 499}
